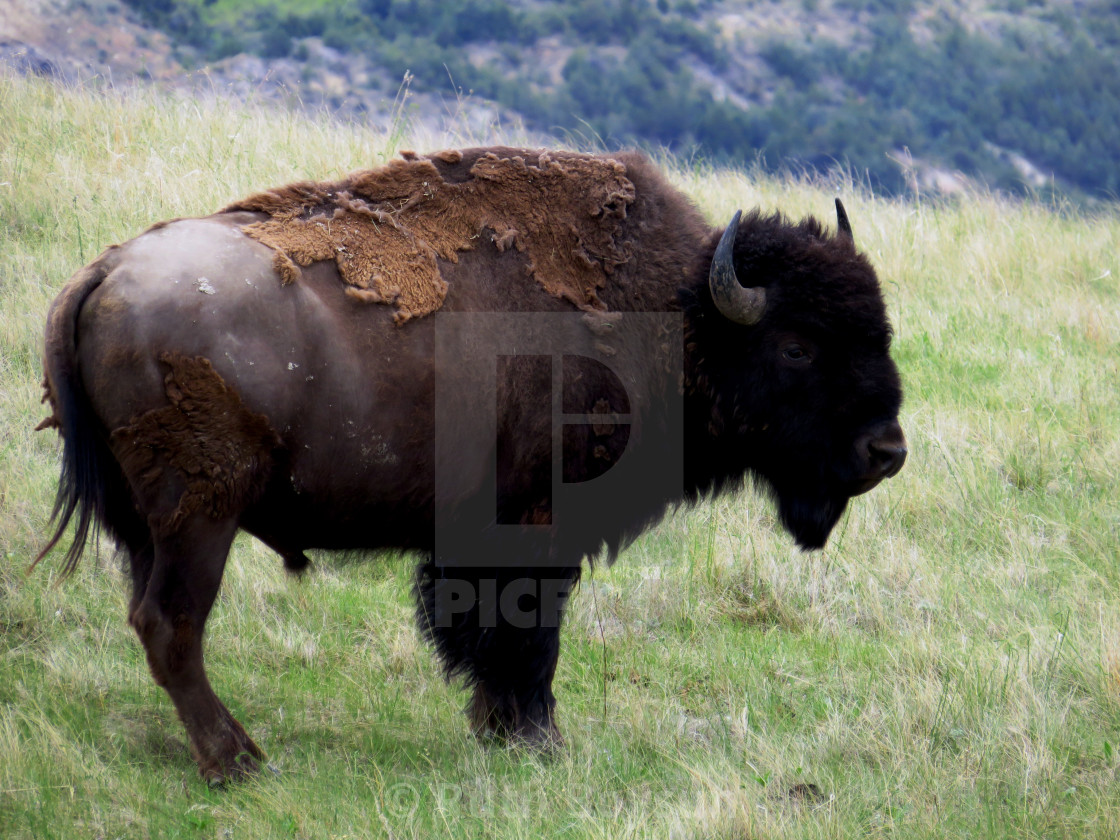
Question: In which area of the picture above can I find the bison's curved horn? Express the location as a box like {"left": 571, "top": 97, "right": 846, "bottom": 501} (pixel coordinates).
{"left": 709, "top": 210, "right": 766, "bottom": 326}
{"left": 835, "top": 198, "right": 854, "bottom": 242}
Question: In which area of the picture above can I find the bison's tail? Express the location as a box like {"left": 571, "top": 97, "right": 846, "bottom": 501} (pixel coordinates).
{"left": 34, "top": 251, "right": 127, "bottom": 576}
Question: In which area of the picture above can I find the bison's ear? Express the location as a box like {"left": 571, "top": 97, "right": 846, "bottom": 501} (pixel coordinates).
{"left": 709, "top": 210, "right": 767, "bottom": 326}
{"left": 835, "top": 198, "right": 854, "bottom": 244}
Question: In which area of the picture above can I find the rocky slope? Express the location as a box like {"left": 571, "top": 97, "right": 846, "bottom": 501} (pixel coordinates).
{"left": 2, "top": 0, "right": 1112, "bottom": 198}
{"left": 0, "top": 0, "right": 523, "bottom": 138}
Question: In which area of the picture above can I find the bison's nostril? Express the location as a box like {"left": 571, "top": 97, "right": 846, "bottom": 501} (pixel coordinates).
{"left": 868, "top": 440, "right": 907, "bottom": 478}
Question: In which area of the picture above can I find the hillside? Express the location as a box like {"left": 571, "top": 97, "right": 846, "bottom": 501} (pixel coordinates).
{"left": 3, "top": 0, "right": 1118, "bottom": 199}
{"left": 2, "top": 71, "right": 1119, "bottom": 838}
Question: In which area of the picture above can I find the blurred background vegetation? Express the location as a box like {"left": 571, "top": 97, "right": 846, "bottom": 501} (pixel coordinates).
{"left": 104, "top": 0, "right": 1120, "bottom": 201}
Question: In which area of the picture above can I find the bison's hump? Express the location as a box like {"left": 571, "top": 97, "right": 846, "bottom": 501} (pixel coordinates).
{"left": 225, "top": 148, "right": 636, "bottom": 324}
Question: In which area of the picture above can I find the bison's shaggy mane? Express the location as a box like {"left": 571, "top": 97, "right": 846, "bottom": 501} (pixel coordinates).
{"left": 224, "top": 148, "right": 637, "bottom": 323}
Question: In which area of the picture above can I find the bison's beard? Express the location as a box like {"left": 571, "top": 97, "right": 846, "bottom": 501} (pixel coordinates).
{"left": 776, "top": 491, "right": 849, "bottom": 550}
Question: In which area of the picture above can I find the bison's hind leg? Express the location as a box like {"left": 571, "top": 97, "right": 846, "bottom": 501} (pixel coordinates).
{"left": 415, "top": 561, "right": 579, "bottom": 750}
{"left": 94, "top": 352, "right": 279, "bottom": 781}
{"left": 128, "top": 511, "right": 264, "bottom": 784}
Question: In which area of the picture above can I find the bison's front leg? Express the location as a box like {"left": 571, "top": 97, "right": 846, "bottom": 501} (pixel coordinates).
{"left": 416, "top": 563, "right": 579, "bottom": 749}
{"left": 127, "top": 514, "right": 264, "bottom": 784}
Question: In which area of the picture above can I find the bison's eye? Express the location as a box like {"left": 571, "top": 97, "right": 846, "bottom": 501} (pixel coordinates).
{"left": 782, "top": 343, "right": 812, "bottom": 365}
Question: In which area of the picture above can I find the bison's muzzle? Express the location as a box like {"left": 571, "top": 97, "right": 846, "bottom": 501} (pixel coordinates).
{"left": 851, "top": 420, "right": 908, "bottom": 495}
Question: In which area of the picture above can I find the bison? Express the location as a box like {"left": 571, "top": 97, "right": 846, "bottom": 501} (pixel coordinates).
{"left": 36, "top": 147, "right": 905, "bottom": 783}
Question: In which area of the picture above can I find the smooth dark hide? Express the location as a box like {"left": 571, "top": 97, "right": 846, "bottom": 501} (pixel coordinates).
{"left": 37, "top": 147, "right": 905, "bottom": 782}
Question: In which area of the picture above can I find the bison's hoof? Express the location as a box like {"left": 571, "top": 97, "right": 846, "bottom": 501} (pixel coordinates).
{"left": 196, "top": 727, "right": 266, "bottom": 786}
{"left": 469, "top": 686, "right": 564, "bottom": 753}
{"left": 511, "top": 720, "right": 565, "bottom": 756}
{"left": 200, "top": 749, "right": 263, "bottom": 787}
{"left": 474, "top": 721, "right": 564, "bottom": 755}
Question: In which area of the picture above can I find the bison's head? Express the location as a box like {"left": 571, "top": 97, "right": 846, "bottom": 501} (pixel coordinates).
{"left": 686, "top": 201, "right": 906, "bottom": 549}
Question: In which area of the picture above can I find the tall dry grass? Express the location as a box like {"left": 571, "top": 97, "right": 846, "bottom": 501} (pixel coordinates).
{"left": 1, "top": 71, "right": 1118, "bottom": 838}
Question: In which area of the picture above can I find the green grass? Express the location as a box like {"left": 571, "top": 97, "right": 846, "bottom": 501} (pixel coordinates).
{"left": 2, "top": 71, "right": 1119, "bottom": 838}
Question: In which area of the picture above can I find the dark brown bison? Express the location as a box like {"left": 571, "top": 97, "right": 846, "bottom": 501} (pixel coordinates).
{"left": 37, "top": 147, "right": 905, "bottom": 783}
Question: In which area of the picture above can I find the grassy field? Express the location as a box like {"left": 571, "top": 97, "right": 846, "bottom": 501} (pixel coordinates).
{"left": 1, "top": 71, "right": 1118, "bottom": 839}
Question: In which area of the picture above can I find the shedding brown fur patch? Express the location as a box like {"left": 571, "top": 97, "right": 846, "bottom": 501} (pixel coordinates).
{"left": 239, "top": 204, "right": 446, "bottom": 322}
{"left": 111, "top": 353, "right": 280, "bottom": 534}
{"left": 226, "top": 149, "right": 636, "bottom": 323}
